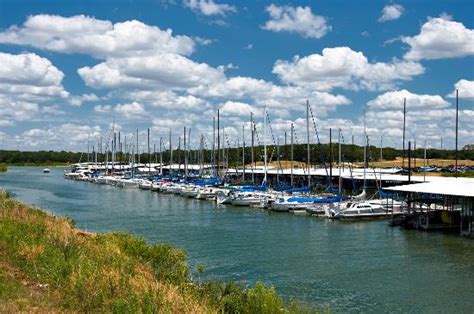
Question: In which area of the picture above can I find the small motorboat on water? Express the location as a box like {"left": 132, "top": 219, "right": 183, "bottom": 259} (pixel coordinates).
{"left": 331, "top": 201, "right": 388, "bottom": 220}
{"left": 216, "top": 190, "right": 234, "bottom": 204}
{"left": 195, "top": 187, "right": 217, "bottom": 200}
{"left": 231, "top": 192, "right": 267, "bottom": 206}
{"left": 139, "top": 181, "right": 152, "bottom": 190}
{"left": 180, "top": 186, "right": 199, "bottom": 198}
{"left": 43, "top": 168, "right": 51, "bottom": 173}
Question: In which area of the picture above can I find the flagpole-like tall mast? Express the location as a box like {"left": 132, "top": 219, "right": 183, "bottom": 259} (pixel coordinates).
{"left": 363, "top": 108, "right": 367, "bottom": 192}
{"left": 188, "top": 128, "right": 191, "bottom": 177}
{"left": 402, "top": 98, "right": 406, "bottom": 168}
{"left": 306, "top": 100, "right": 311, "bottom": 187}
{"left": 277, "top": 137, "right": 280, "bottom": 185}
{"left": 423, "top": 139, "right": 427, "bottom": 182}
{"left": 184, "top": 126, "right": 187, "bottom": 180}
{"left": 250, "top": 112, "right": 255, "bottom": 184}
{"left": 200, "top": 133, "right": 204, "bottom": 176}
{"left": 136, "top": 128, "right": 139, "bottom": 167}
{"left": 455, "top": 89, "right": 459, "bottom": 178}
{"left": 212, "top": 116, "right": 216, "bottom": 177}
{"left": 169, "top": 129, "right": 172, "bottom": 176}
{"left": 242, "top": 125, "right": 245, "bottom": 181}
{"left": 217, "top": 109, "right": 220, "bottom": 178}
{"left": 329, "top": 128, "right": 332, "bottom": 185}
{"left": 159, "top": 137, "right": 163, "bottom": 176}
{"left": 148, "top": 128, "right": 151, "bottom": 176}
{"left": 290, "top": 123, "right": 294, "bottom": 186}
{"left": 263, "top": 107, "right": 268, "bottom": 185}
{"left": 338, "top": 128, "right": 342, "bottom": 195}
{"left": 87, "top": 132, "right": 90, "bottom": 162}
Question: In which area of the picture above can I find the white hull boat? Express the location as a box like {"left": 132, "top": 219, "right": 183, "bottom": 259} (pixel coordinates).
{"left": 331, "top": 201, "right": 388, "bottom": 220}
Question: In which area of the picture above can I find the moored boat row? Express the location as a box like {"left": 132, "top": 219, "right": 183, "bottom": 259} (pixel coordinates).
{"left": 64, "top": 165, "right": 407, "bottom": 220}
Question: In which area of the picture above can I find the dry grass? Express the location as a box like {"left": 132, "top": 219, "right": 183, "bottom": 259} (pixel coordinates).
{"left": 359, "top": 157, "right": 474, "bottom": 168}
{"left": 250, "top": 158, "right": 473, "bottom": 169}
{"left": 249, "top": 160, "right": 309, "bottom": 169}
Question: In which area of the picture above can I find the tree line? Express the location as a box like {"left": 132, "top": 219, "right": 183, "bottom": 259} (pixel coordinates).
{"left": 0, "top": 143, "right": 472, "bottom": 166}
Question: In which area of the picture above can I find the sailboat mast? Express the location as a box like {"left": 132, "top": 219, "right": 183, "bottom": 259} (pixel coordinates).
{"left": 263, "top": 107, "right": 268, "bottom": 185}
{"left": 338, "top": 128, "right": 342, "bottom": 195}
{"left": 291, "top": 123, "right": 294, "bottom": 186}
{"left": 148, "top": 128, "right": 151, "bottom": 176}
{"left": 402, "top": 98, "right": 406, "bottom": 168}
{"left": 217, "top": 109, "right": 220, "bottom": 178}
{"left": 242, "top": 125, "right": 245, "bottom": 181}
{"left": 212, "top": 116, "right": 216, "bottom": 177}
{"left": 87, "top": 132, "right": 90, "bottom": 162}
{"left": 250, "top": 112, "right": 255, "bottom": 184}
{"left": 306, "top": 100, "right": 311, "bottom": 187}
{"left": 277, "top": 137, "right": 280, "bottom": 185}
{"left": 113, "top": 132, "right": 116, "bottom": 174}
{"left": 455, "top": 89, "right": 459, "bottom": 178}
{"left": 184, "top": 126, "right": 187, "bottom": 180}
{"left": 169, "top": 129, "right": 172, "bottom": 176}
{"left": 136, "top": 128, "right": 139, "bottom": 166}
{"left": 130, "top": 134, "right": 132, "bottom": 175}
{"left": 329, "top": 128, "right": 332, "bottom": 185}
{"left": 363, "top": 108, "right": 367, "bottom": 192}
{"left": 178, "top": 137, "right": 181, "bottom": 175}
{"left": 188, "top": 128, "right": 191, "bottom": 178}
{"left": 160, "top": 137, "right": 163, "bottom": 176}
{"left": 423, "top": 139, "right": 427, "bottom": 182}
{"left": 200, "top": 134, "right": 204, "bottom": 176}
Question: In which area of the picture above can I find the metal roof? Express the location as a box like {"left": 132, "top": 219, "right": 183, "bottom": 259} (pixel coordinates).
{"left": 384, "top": 180, "right": 474, "bottom": 197}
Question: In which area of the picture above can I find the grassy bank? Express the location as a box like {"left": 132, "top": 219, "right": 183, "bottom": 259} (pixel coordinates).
{"left": 0, "top": 191, "right": 317, "bottom": 313}
{"left": 0, "top": 164, "right": 6, "bottom": 172}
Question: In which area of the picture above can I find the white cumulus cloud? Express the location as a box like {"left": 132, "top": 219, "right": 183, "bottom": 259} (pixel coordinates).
{"left": 220, "top": 101, "right": 255, "bottom": 117}
{"left": 0, "top": 52, "right": 68, "bottom": 100}
{"left": 402, "top": 17, "right": 474, "bottom": 60}
{"left": 367, "top": 89, "right": 449, "bottom": 110}
{"left": 68, "top": 93, "right": 100, "bottom": 106}
{"left": 362, "top": 90, "right": 474, "bottom": 149}
{"left": 272, "top": 47, "right": 424, "bottom": 91}
{"left": 262, "top": 4, "right": 330, "bottom": 39}
{"left": 447, "top": 79, "right": 474, "bottom": 99}
{"left": 183, "top": 0, "right": 237, "bottom": 16}
{"left": 0, "top": 15, "right": 195, "bottom": 58}
{"left": 114, "top": 101, "right": 147, "bottom": 119}
{"left": 0, "top": 96, "right": 39, "bottom": 122}
{"left": 78, "top": 53, "right": 226, "bottom": 90}
{"left": 378, "top": 4, "right": 404, "bottom": 22}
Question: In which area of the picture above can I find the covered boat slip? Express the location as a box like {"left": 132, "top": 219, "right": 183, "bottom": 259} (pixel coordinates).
{"left": 384, "top": 180, "right": 474, "bottom": 237}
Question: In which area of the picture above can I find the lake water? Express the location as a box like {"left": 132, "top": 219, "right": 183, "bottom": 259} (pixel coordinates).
{"left": 1, "top": 167, "right": 473, "bottom": 312}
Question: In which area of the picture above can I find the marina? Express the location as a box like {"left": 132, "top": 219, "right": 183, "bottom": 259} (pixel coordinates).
{"left": 1, "top": 166, "right": 473, "bottom": 312}
{"left": 62, "top": 159, "right": 474, "bottom": 236}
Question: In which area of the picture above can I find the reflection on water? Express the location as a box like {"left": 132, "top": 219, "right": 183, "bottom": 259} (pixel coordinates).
{"left": 1, "top": 167, "right": 473, "bottom": 312}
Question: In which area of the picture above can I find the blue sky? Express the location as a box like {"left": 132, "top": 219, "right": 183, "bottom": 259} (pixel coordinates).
{"left": 0, "top": 0, "right": 473, "bottom": 152}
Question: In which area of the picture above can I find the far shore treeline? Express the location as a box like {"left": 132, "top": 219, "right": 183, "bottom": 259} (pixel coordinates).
{"left": 0, "top": 144, "right": 473, "bottom": 166}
